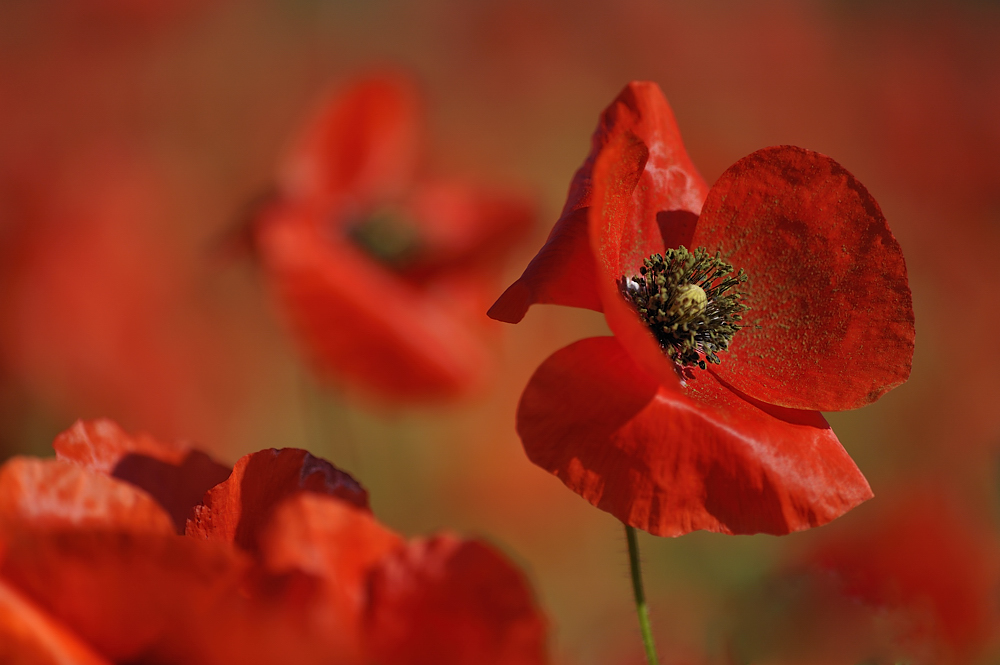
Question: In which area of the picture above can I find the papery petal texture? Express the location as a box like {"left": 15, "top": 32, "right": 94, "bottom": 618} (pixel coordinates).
{"left": 53, "top": 418, "right": 231, "bottom": 533}
{"left": 517, "top": 337, "right": 872, "bottom": 536}
{"left": 186, "top": 448, "right": 368, "bottom": 554}
{"left": 0, "top": 457, "right": 174, "bottom": 534}
{"left": 587, "top": 128, "right": 683, "bottom": 392}
{"left": 490, "top": 81, "right": 708, "bottom": 323}
{"left": 693, "top": 146, "right": 915, "bottom": 411}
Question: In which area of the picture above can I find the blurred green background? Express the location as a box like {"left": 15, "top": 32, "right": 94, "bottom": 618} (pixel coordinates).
{"left": 1, "top": 1, "right": 999, "bottom": 663}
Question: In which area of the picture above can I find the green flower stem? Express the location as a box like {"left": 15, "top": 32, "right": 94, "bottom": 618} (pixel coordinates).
{"left": 625, "top": 523, "right": 660, "bottom": 665}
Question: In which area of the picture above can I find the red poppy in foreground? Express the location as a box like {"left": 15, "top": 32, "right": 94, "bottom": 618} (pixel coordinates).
{"left": 0, "top": 419, "right": 549, "bottom": 664}
{"left": 490, "top": 82, "right": 914, "bottom": 536}
{"left": 254, "top": 73, "right": 534, "bottom": 402}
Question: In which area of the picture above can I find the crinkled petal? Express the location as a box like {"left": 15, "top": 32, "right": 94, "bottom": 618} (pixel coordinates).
{"left": 53, "top": 418, "right": 187, "bottom": 473}
{"left": 281, "top": 72, "right": 422, "bottom": 205}
{"left": 258, "top": 205, "right": 492, "bottom": 401}
{"left": 693, "top": 146, "right": 915, "bottom": 411}
{"left": 53, "top": 418, "right": 231, "bottom": 533}
{"left": 517, "top": 337, "right": 872, "bottom": 536}
{"left": 0, "top": 576, "right": 111, "bottom": 665}
{"left": 490, "top": 81, "right": 708, "bottom": 323}
{"left": 0, "top": 457, "right": 174, "bottom": 535}
{"left": 364, "top": 534, "right": 549, "bottom": 665}
{"left": 186, "top": 448, "right": 368, "bottom": 554}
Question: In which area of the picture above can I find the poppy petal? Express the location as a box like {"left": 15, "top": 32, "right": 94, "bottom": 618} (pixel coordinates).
{"left": 186, "top": 448, "right": 368, "bottom": 554}
{"left": 808, "top": 489, "right": 999, "bottom": 658}
{"left": 589, "top": 129, "right": 684, "bottom": 392}
{"left": 53, "top": 418, "right": 187, "bottom": 473}
{"left": 258, "top": 206, "right": 493, "bottom": 401}
{"left": 364, "top": 534, "right": 549, "bottom": 665}
{"left": 258, "top": 493, "right": 403, "bottom": 657}
{"left": 281, "top": 73, "right": 422, "bottom": 205}
{"left": 407, "top": 181, "right": 536, "bottom": 278}
{"left": 53, "top": 418, "right": 231, "bottom": 534}
{"left": 0, "top": 457, "right": 174, "bottom": 534}
{"left": 517, "top": 337, "right": 872, "bottom": 536}
{"left": 490, "top": 81, "right": 708, "bottom": 323}
{"left": 260, "top": 492, "right": 401, "bottom": 596}
{"left": 0, "top": 529, "right": 248, "bottom": 662}
{"left": 692, "top": 146, "right": 915, "bottom": 411}
{"left": 488, "top": 207, "right": 602, "bottom": 323}
{"left": 0, "top": 577, "right": 111, "bottom": 665}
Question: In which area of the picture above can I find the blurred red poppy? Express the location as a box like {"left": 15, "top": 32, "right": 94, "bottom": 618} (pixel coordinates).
{"left": 254, "top": 73, "right": 535, "bottom": 403}
{"left": 727, "top": 487, "right": 1000, "bottom": 665}
{"left": 490, "top": 82, "right": 914, "bottom": 536}
{"left": 807, "top": 490, "right": 1000, "bottom": 664}
{"left": 0, "top": 420, "right": 550, "bottom": 664}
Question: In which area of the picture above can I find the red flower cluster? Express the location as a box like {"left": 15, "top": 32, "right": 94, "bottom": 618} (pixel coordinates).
{"left": 0, "top": 419, "right": 549, "bottom": 664}
{"left": 491, "top": 82, "right": 915, "bottom": 536}
{"left": 254, "top": 74, "right": 535, "bottom": 402}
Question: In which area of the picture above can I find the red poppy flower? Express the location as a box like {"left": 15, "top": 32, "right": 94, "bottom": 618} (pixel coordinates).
{"left": 0, "top": 419, "right": 550, "bottom": 664}
{"left": 806, "top": 490, "right": 1000, "bottom": 664}
{"left": 254, "top": 73, "right": 535, "bottom": 402}
{"left": 727, "top": 487, "right": 1000, "bottom": 664}
{"left": 490, "top": 81, "right": 914, "bottom": 536}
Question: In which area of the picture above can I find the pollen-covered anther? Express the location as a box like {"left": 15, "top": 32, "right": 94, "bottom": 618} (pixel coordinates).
{"left": 620, "top": 245, "right": 749, "bottom": 370}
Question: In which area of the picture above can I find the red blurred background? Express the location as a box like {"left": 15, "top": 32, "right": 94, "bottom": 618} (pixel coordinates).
{"left": 2, "top": 1, "right": 999, "bottom": 663}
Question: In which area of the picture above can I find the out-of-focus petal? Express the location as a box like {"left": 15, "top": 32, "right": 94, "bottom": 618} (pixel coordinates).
{"left": 808, "top": 491, "right": 999, "bottom": 661}
{"left": 406, "top": 181, "right": 535, "bottom": 278}
{"left": 364, "top": 534, "right": 549, "bottom": 665}
{"left": 490, "top": 81, "right": 708, "bottom": 323}
{"left": 259, "top": 493, "right": 403, "bottom": 658}
{"left": 257, "top": 205, "right": 492, "bottom": 401}
{"left": 517, "top": 337, "right": 872, "bottom": 536}
{"left": 693, "top": 146, "right": 915, "bottom": 411}
{"left": 53, "top": 418, "right": 231, "bottom": 533}
{"left": 0, "top": 457, "right": 174, "bottom": 535}
{"left": 281, "top": 73, "right": 422, "bottom": 205}
{"left": 0, "top": 529, "right": 247, "bottom": 663}
{"left": 186, "top": 448, "right": 368, "bottom": 554}
{"left": 260, "top": 492, "right": 401, "bottom": 598}
{"left": 53, "top": 418, "right": 186, "bottom": 473}
{"left": 0, "top": 576, "right": 111, "bottom": 665}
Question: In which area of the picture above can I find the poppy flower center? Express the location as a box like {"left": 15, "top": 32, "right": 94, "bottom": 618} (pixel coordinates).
{"left": 621, "top": 246, "right": 748, "bottom": 369}
{"left": 346, "top": 208, "right": 423, "bottom": 270}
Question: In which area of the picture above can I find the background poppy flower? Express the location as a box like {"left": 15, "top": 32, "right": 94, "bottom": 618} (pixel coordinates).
{"left": 0, "top": 419, "right": 551, "bottom": 665}
{"left": 254, "top": 73, "right": 536, "bottom": 403}
{"left": 491, "top": 82, "right": 915, "bottom": 537}
{"left": 724, "top": 486, "right": 1000, "bottom": 665}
